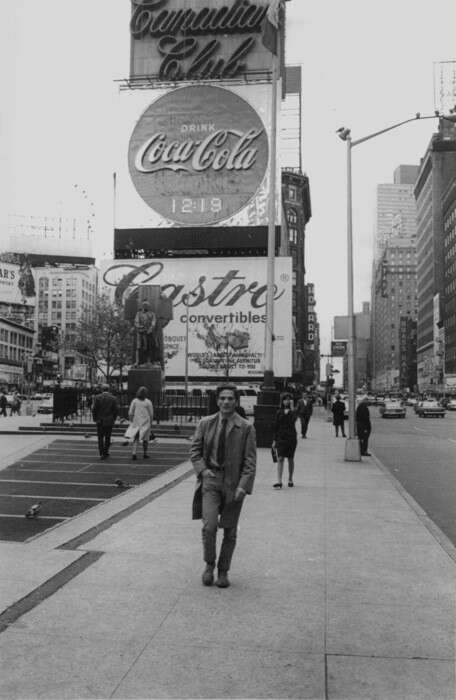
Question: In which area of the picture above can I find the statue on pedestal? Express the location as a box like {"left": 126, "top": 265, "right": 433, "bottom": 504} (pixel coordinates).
{"left": 134, "top": 300, "right": 159, "bottom": 366}
{"left": 128, "top": 288, "right": 173, "bottom": 370}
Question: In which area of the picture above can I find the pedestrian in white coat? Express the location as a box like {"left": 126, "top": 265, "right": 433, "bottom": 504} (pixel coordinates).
{"left": 128, "top": 386, "right": 154, "bottom": 460}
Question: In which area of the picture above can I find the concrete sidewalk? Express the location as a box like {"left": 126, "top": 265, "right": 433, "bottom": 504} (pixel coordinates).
{"left": 0, "top": 409, "right": 455, "bottom": 699}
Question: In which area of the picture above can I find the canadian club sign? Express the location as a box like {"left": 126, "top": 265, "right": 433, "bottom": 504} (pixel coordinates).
{"left": 128, "top": 85, "right": 269, "bottom": 225}
{"left": 130, "top": 0, "right": 270, "bottom": 80}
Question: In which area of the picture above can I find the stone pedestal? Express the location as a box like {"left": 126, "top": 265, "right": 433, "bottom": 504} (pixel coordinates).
{"left": 128, "top": 365, "right": 163, "bottom": 404}
{"left": 253, "top": 388, "right": 281, "bottom": 447}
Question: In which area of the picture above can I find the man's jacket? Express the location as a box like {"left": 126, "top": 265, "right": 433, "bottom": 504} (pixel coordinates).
{"left": 92, "top": 392, "right": 119, "bottom": 427}
{"left": 190, "top": 412, "right": 256, "bottom": 497}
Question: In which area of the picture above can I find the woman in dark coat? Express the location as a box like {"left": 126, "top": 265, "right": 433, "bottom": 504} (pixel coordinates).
{"left": 272, "top": 393, "right": 298, "bottom": 488}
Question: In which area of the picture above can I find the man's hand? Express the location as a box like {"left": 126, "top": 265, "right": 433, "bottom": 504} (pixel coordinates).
{"left": 202, "top": 468, "right": 215, "bottom": 478}
{"left": 234, "top": 486, "right": 246, "bottom": 502}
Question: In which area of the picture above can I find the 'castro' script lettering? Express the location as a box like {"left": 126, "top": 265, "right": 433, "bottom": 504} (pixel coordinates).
{"left": 105, "top": 262, "right": 285, "bottom": 310}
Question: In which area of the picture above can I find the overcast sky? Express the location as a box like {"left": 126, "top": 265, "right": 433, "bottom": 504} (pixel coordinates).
{"left": 1, "top": 0, "right": 456, "bottom": 355}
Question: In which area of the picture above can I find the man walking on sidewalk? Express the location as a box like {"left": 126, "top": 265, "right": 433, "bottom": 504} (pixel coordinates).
{"left": 92, "top": 384, "right": 119, "bottom": 460}
{"left": 331, "top": 395, "right": 346, "bottom": 437}
{"left": 190, "top": 383, "right": 256, "bottom": 588}
{"left": 297, "top": 393, "right": 313, "bottom": 438}
{"left": 356, "top": 395, "right": 372, "bottom": 456}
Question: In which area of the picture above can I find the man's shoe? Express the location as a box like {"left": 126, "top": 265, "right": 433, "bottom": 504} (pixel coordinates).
{"left": 215, "top": 571, "right": 230, "bottom": 588}
{"left": 131, "top": 454, "right": 137, "bottom": 461}
{"left": 202, "top": 565, "right": 215, "bottom": 586}
{"left": 100, "top": 454, "right": 106, "bottom": 460}
{"left": 362, "top": 452, "right": 371, "bottom": 456}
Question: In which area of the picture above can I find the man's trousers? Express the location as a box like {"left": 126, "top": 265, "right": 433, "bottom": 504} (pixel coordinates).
{"left": 201, "top": 471, "right": 243, "bottom": 572}
{"left": 96, "top": 423, "right": 113, "bottom": 457}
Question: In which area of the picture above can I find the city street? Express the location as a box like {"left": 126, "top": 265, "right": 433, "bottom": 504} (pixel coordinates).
{"left": 371, "top": 409, "right": 456, "bottom": 545}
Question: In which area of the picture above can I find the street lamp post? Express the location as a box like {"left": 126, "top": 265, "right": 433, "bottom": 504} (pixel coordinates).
{"left": 183, "top": 290, "right": 198, "bottom": 395}
{"left": 337, "top": 111, "right": 456, "bottom": 461}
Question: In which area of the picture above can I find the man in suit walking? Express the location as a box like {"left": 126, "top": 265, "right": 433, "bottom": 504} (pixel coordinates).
{"left": 356, "top": 395, "right": 372, "bottom": 456}
{"left": 297, "top": 393, "right": 313, "bottom": 438}
{"left": 190, "top": 383, "right": 256, "bottom": 588}
{"left": 92, "top": 384, "right": 119, "bottom": 460}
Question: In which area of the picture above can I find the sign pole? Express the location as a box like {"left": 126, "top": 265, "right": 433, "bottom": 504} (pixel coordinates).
{"left": 263, "top": 33, "right": 279, "bottom": 389}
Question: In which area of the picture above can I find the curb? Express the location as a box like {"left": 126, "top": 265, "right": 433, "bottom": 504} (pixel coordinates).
{"left": 371, "top": 450, "right": 456, "bottom": 566}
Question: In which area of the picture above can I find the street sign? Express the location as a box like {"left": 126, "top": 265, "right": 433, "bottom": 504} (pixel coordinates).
{"left": 331, "top": 341, "right": 347, "bottom": 357}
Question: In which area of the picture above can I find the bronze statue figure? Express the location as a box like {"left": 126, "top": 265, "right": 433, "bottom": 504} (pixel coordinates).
{"left": 134, "top": 300, "right": 159, "bottom": 366}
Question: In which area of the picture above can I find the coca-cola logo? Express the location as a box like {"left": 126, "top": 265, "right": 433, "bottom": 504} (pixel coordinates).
{"left": 128, "top": 85, "right": 268, "bottom": 225}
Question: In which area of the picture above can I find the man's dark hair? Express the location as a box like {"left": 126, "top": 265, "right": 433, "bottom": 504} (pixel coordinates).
{"left": 215, "top": 383, "right": 239, "bottom": 400}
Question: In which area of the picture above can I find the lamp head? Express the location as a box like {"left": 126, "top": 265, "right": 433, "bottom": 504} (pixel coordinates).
{"left": 336, "top": 127, "right": 351, "bottom": 141}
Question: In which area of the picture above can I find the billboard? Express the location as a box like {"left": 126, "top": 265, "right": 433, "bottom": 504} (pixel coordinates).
{"left": 128, "top": 85, "right": 269, "bottom": 226}
{"left": 0, "top": 262, "right": 36, "bottom": 306}
{"left": 116, "top": 83, "right": 280, "bottom": 230}
{"left": 129, "top": 0, "right": 272, "bottom": 80}
{"left": 331, "top": 341, "right": 347, "bottom": 357}
{"left": 100, "top": 257, "right": 292, "bottom": 378}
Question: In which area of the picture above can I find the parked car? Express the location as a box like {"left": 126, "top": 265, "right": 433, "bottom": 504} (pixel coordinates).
{"left": 380, "top": 400, "right": 406, "bottom": 418}
{"left": 415, "top": 400, "right": 445, "bottom": 418}
{"left": 446, "top": 399, "right": 456, "bottom": 411}
{"left": 37, "top": 397, "right": 54, "bottom": 414}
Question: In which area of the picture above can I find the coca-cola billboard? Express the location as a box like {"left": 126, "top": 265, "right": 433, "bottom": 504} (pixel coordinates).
{"left": 100, "top": 257, "right": 292, "bottom": 379}
{"left": 128, "top": 85, "right": 269, "bottom": 226}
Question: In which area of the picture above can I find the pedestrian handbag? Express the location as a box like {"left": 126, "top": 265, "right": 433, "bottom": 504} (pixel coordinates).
{"left": 271, "top": 446, "right": 278, "bottom": 463}
{"left": 124, "top": 424, "right": 139, "bottom": 441}
{"left": 192, "top": 480, "right": 202, "bottom": 520}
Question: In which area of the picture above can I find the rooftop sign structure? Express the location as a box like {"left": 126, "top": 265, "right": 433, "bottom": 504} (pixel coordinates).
{"left": 129, "top": 0, "right": 271, "bottom": 81}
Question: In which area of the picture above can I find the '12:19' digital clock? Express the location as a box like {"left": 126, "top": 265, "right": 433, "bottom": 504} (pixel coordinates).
{"left": 171, "top": 197, "right": 223, "bottom": 215}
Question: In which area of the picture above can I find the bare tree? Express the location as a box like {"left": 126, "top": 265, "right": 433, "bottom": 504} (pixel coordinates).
{"left": 71, "top": 295, "right": 133, "bottom": 383}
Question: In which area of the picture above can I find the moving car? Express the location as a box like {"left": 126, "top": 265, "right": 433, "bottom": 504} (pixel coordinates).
{"left": 415, "top": 400, "right": 445, "bottom": 418}
{"left": 380, "top": 400, "right": 406, "bottom": 418}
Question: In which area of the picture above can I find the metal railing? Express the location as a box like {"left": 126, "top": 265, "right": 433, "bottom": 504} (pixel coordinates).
{"left": 48, "top": 389, "right": 215, "bottom": 426}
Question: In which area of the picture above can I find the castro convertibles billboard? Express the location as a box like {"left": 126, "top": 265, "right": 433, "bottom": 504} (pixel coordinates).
{"left": 116, "top": 83, "right": 280, "bottom": 230}
{"left": 100, "top": 257, "right": 292, "bottom": 378}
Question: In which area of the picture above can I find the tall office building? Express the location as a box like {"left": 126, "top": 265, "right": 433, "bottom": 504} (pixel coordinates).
{"left": 414, "top": 120, "right": 456, "bottom": 391}
{"left": 371, "top": 239, "right": 418, "bottom": 390}
{"left": 371, "top": 166, "right": 419, "bottom": 390}
{"left": 334, "top": 302, "right": 371, "bottom": 391}
{"left": 34, "top": 264, "right": 98, "bottom": 383}
{"left": 280, "top": 66, "right": 316, "bottom": 386}
{"left": 442, "top": 176, "right": 456, "bottom": 382}
{"left": 374, "top": 165, "right": 419, "bottom": 261}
